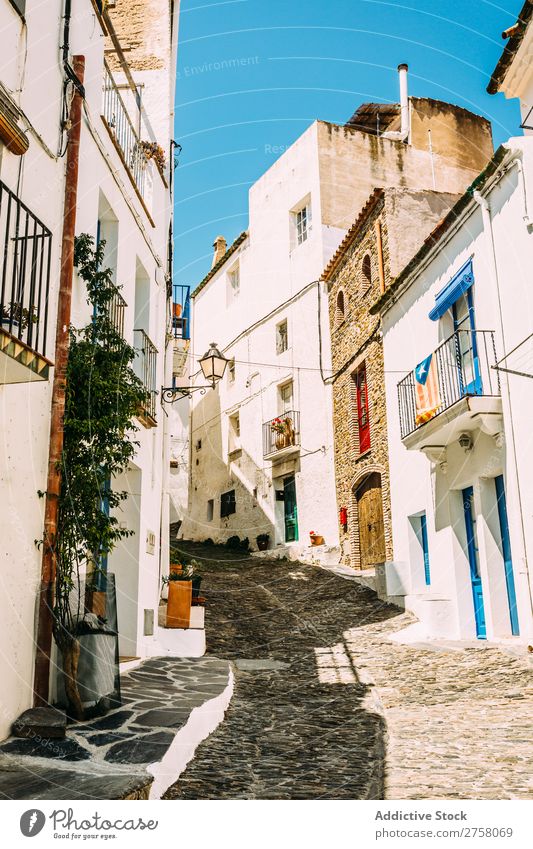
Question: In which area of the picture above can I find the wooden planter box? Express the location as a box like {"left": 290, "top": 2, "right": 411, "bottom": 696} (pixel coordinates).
{"left": 166, "top": 580, "right": 192, "bottom": 628}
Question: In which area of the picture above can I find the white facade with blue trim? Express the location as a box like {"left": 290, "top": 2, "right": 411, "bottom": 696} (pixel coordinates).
{"left": 379, "top": 138, "right": 533, "bottom": 643}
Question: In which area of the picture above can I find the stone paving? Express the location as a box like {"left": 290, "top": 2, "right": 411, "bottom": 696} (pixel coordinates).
{"left": 164, "top": 542, "right": 533, "bottom": 801}
{"left": 0, "top": 656, "right": 230, "bottom": 799}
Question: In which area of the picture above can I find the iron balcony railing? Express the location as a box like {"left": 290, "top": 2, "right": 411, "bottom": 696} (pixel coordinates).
{"left": 102, "top": 60, "right": 149, "bottom": 199}
{"left": 263, "top": 410, "right": 300, "bottom": 458}
{"left": 0, "top": 179, "right": 52, "bottom": 357}
{"left": 397, "top": 329, "right": 500, "bottom": 439}
{"left": 133, "top": 328, "right": 158, "bottom": 423}
{"left": 172, "top": 284, "right": 190, "bottom": 340}
{"left": 107, "top": 284, "right": 126, "bottom": 339}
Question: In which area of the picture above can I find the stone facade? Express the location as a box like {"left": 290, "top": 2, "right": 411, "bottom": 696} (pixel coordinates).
{"left": 326, "top": 188, "right": 459, "bottom": 567}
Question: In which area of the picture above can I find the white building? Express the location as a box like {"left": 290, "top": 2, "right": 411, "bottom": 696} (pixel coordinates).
{"left": 374, "top": 137, "right": 533, "bottom": 643}
{"left": 182, "top": 70, "right": 494, "bottom": 555}
{"left": 487, "top": 0, "right": 533, "bottom": 133}
{"left": 0, "top": 0, "right": 178, "bottom": 739}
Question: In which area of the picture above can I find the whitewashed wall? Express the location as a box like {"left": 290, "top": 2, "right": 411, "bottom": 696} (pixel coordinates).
{"left": 0, "top": 0, "right": 175, "bottom": 738}
{"left": 382, "top": 138, "right": 533, "bottom": 642}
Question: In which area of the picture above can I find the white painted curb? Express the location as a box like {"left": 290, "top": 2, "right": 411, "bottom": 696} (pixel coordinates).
{"left": 147, "top": 665, "right": 235, "bottom": 799}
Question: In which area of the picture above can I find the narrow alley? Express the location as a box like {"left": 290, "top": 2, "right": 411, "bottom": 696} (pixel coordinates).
{"left": 164, "top": 543, "right": 533, "bottom": 801}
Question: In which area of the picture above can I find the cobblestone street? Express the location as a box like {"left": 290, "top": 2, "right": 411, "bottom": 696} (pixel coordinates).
{"left": 165, "top": 543, "right": 533, "bottom": 801}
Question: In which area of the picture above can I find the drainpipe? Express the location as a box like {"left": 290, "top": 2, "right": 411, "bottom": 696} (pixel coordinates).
{"left": 472, "top": 188, "right": 533, "bottom": 624}
{"left": 33, "top": 55, "right": 85, "bottom": 706}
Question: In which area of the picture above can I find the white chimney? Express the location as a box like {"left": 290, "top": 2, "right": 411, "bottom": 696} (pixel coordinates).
{"left": 382, "top": 63, "right": 410, "bottom": 143}
{"left": 398, "top": 63, "right": 409, "bottom": 140}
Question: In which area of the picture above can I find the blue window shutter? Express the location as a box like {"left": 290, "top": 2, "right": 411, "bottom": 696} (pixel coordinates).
{"left": 428, "top": 259, "right": 474, "bottom": 321}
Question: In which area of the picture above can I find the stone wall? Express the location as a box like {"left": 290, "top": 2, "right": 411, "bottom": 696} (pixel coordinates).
{"left": 328, "top": 188, "right": 460, "bottom": 567}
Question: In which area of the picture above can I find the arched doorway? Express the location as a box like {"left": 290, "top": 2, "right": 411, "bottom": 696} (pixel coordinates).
{"left": 354, "top": 472, "right": 386, "bottom": 569}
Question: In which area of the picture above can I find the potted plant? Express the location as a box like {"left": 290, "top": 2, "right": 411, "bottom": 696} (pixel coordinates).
{"left": 256, "top": 532, "right": 270, "bottom": 551}
{"left": 309, "top": 530, "right": 325, "bottom": 546}
{"left": 163, "top": 564, "right": 194, "bottom": 628}
{"left": 270, "top": 416, "right": 295, "bottom": 450}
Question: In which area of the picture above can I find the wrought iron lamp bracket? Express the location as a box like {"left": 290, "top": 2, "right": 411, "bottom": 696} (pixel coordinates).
{"left": 161, "top": 383, "right": 213, "bottom": 404}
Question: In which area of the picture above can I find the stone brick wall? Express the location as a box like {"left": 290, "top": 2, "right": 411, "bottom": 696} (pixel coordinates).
{"left": 328, "top": 194, "right": 393, "bottom": 567}
{"left": 106, "top": 0, "right": 172, "bottom": 71}
{"left": 327, "top": 188, "right": 459, "bottom": 567}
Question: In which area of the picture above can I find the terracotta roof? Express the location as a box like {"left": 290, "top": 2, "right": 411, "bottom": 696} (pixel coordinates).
{"left": 191, "top": 231, "right": 248, "bottom": 298}
{"left": 345, "top": 103, "right": 400, "bottom": 135}
{"left": 487, "top": 0, "right": 533, "bottom": 94}
{"left": 369, "top": 146, "right": 508, "bottom": 316}
{"left": 321, "top": 189, "right": 385, "bottom": 283}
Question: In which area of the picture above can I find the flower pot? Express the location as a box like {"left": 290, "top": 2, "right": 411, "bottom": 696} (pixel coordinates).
{"left": 275, "top": 432, "right": 288, "bottom": 450}
{"left": 166, "top": 580, "right": 192, "bottom": 628}
{"left": 310, "top": 534, "right": 324, "bottom": 546}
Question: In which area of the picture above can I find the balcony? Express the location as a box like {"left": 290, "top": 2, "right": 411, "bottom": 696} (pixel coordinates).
{"left": 172, "top": 284, "right": 190, "bottom": 341}
{"left": 171, "top": 284, "right": 190, "bottom": 379}
{"left": 0, "top": 179, "right": 52, "bottom": 383}
{"left": 106, "top": 284, "right": 126, "bottom": 339}
{"left": 397, "top": 330, "right": 502, "bottom": 453}
{"left": 133, "top": 329, "right": 158, "bottom": 427}
{"left": 102, "top": 60, "right": 151, "bottom": 211}
{"left": 263, "top": 411, "right": 301, "bottom": 460}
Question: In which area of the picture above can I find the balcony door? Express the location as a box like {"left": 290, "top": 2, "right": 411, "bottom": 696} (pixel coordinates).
{"left": 462, "top": 486, "right": 486, "bottom": 639}
{"left": 452, "top": 290, "right": 482, "bottom": 395}
{"left": 283, "top": 476, "right": 298, "bottom": 542}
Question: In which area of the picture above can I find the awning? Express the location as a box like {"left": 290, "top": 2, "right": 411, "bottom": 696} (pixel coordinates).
{"left": 428, "top": 258, "right": 474, "bottom": 321}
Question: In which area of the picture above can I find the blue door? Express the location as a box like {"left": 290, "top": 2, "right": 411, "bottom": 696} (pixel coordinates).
{"left": 453, "top": 290, "right": 482, "bottom": 395}
{"left": 283, "top": 476, "right": 299, "bottom": 542}
{"left": 420, "top": 513, "right": 431, "bottom": 585}
{"left": 495, "top": 475, "right": 520, "bottom": 636}
{"left": 462, "top": 486, "right": 486, "bottom": 638}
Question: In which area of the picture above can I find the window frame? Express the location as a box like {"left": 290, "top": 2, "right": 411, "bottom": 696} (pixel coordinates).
{"left": 227, "top": 262, "right": 240, "bottom": 300}
{"left": 220, "top": 489, "right": 236, "bottom": 518}
{"left": 276, "top": 319, "right": 289, "bottom": 355}
{"left": 335, "top": 289, "right": 346, "bottom": 328}
{"left": 355, "top": 361, "right": 370, "bottom": 454}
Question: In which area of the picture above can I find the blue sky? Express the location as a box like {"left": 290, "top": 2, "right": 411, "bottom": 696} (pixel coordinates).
{"left": 174, "top": 0, "right": 523, "bottom": 286}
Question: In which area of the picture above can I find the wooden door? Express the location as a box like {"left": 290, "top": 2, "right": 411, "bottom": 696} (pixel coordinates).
{"left": 356, "top": 473, "right": 385, "bottom": 569}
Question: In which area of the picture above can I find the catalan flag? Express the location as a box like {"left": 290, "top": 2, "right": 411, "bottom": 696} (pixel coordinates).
{"left": 415, "top": 353, "right": 440, "bottom": 425}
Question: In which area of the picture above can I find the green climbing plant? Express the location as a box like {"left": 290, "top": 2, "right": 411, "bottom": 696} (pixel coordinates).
{"left": 50, "top": 233, "right": 146, "bottom": 718}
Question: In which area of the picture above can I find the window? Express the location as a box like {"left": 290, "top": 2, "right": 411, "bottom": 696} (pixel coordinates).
{"left": 296, "top": 205, "right": 310, "bottom": 244}
{"left": 276, "top": 319, "right": 288, "bottom": 354}
{"left": 355, "top": 362, "right": 370, "bottom": 453}
{"left": 335, "top": 290, "right": 345, "bottom": 328}
{"left": 362, "top": 254, "right": 372, "bottom": 286}
{"left": 228, "top": 358, "right": 236, "bottom": 383}
{"left": 227, "top": 263, "right": 240, "bottom": 300}
{"left": 207, "top": 499, "right": 214, "bottom": 522}
{"left": 221, "top": 489, "right": 236, "bottom": 518}
{"left": 279, "top": 381, "right": 293, "bottom": 413}
{"left": 290, "top": 197, "right": 312, "bottom": 249}
{"left": 228, "top": 413, "right": 241, "bottom": 454}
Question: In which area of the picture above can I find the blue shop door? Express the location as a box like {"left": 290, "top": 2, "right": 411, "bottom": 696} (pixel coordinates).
{"left": 283, "top": 476, "right": 299, "bottom": 542}
{"left": 495, "top": 475, "right": 520, "bottom": 636}
{"left": 462, "top": 486, "right": 486, "bottom": 638}
{"left": 453, "top": 290, "right": 482, "bottom": 395}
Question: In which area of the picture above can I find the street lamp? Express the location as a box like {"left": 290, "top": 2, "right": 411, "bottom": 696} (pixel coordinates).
{"left": 161, "top": 341, "right": 229, "bottom": 403}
